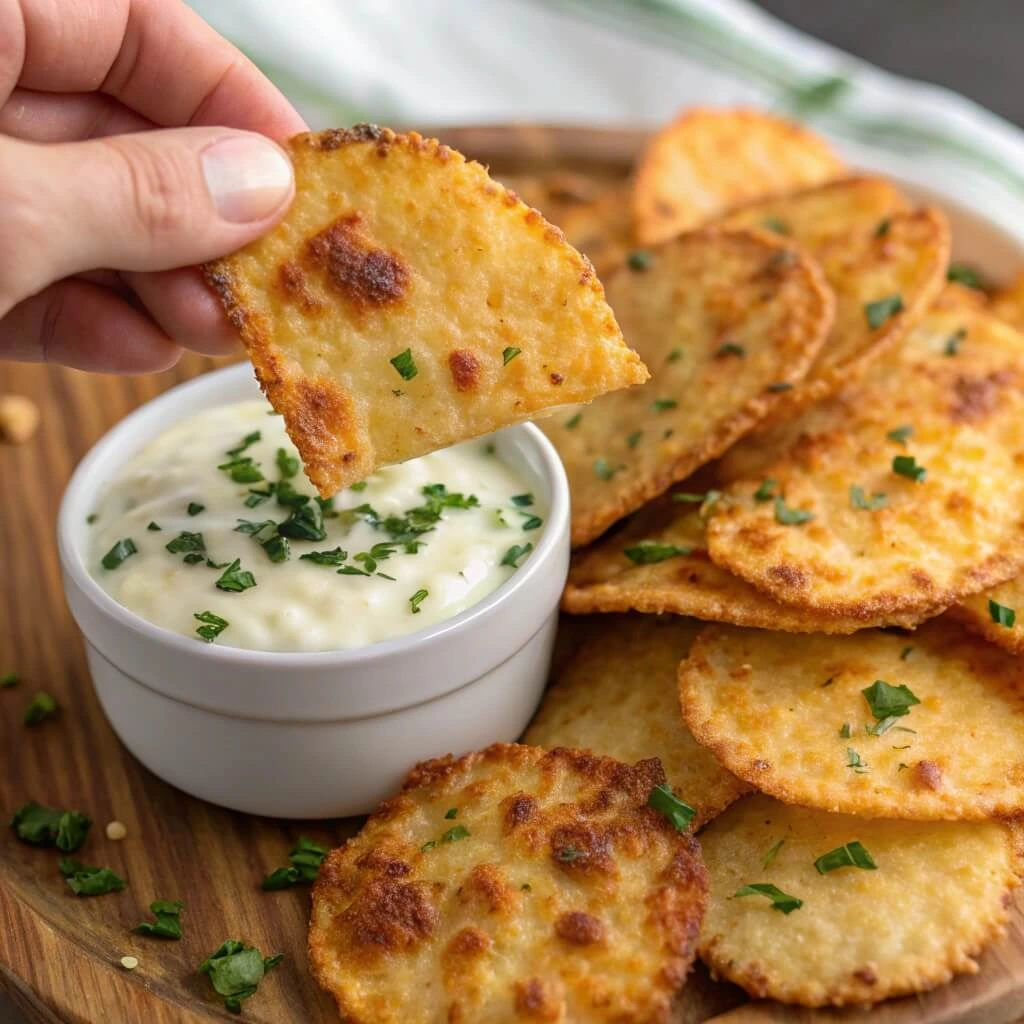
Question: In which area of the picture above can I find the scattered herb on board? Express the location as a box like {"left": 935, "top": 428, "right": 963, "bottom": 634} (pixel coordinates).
{"left": 59, "top": 858, "right": 127, "bottom": 897}
{"left": 136, "top": 899, "right": 185, "bottom": 939}
{"left": 23, "top": 691, "right": 58, "bottom": 726}
{"left": 10, "top": 802, "right": 91, "bottom": 851}
{"left": 1, "top": 671, "right": 18, "bottom": 688}
{"left": 198, "top": 940, "right": 283, "bottom": 1014}
{"left": 647, "top": 783, "right": 696, "bottom": 831}
{"left": 814, "top": 841, "right": 877, "bottom": 874}
{"left": 262, "top": 837, "right": 329, "bottom": 890}
{"left": 733, "top": 883, "right": 802, "bottom": 914}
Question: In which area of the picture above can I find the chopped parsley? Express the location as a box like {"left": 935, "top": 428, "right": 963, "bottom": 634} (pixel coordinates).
{"left": 166, "top": 531, "right": 205, "bottom": 556}
{"left": 24, "top": 691, "right": 58, "bottom": 726}
{"left": 673, "top": 490, "right": 720, "bottom": 508}
{"left": 501, "top": 543, "right": 533, "bottom": 568}
{"left": 944, "top": 327, "right": 967, "bottom": 356}
{"left": 668, "top": 347, "right": 684, "bottom": 363}
{"left": 275, "top": 480, "right": 310, "bottom": 508}
{"left": 774, "top": 495, "right": 813, "bottom": 525}
{"left": 502, "top": 346, "right": 522, "bottom": 365}
{"left": 651, "top": 398, "right": 678, "bottom": 413}
{"left": 886, "top": 424, "right": 913, "bottom": 445}
{"left": 846, "top": 748, "right": 869, "bottom": 773}
{"left": 892, "top": 454, "right": 926, "bottom": 482}
{"left": 767, "top": 381, "right": 793, "bottom": 393}
{"left": 565, "top": 412, "right": 582, "bottom": 429}
{"left": 593, "top": 457, "right": 622, "bottom": 481}
{"left": 555, "top": 846, "right": 584, "bottom": 863}
{"left": 59, "top": 857, "right": 127, "bottom": 897}
{"left": 849, "top": 484, "right": 887, "bottom": 511}
{"left": 262, "top": 837, "right": 328, "bottom": 890}
{"left": 753, "top": 478, "right": 777, "bottom": 502}
{"left": 647, "top": 783, "right": 696, "bottom": 832}
{"left": 445, "top": 808, "right": 458, "bottom": 819}
{"left": 627, "top": 249, "right": 652, "bottom": 271}
{"left": 989, "top": 599, "right": 1016, "bottom": 628}
{"left": 275, "top": 448, "right": 299, "bottom": 479}
{"left": 409, "top": 589, "right": 429, "bottom": 614}
{"left": 194, "top": 611, "right": 229, "bottom": 643}
{"left": 814, "top": 841, "right": 877, "bottom": 874}
{"left": 733, "top": 883, "right": 802, "bottom": 914}
{"left": 390, "top": 348, "right": 418, "bottom": 381}
{"left": 875, "top": 218, "right": 891, "bottom": 238}
{"left": 865, "top": 294, "right": 904, "bottom": 330}
{"left": 862, "top": 679, "right": 921, "bottom": 720}
{"left": 1, "top": 671, "right": 18, "bottom": 688}
{"left": 761, "top": 216, "right": 790, "bottom": 235}
{"left": 187, "top": 502, "right": 205, "bottom": 517}
{"left": 717, "top": 342, "right": 746, "bottom": 357}
{"left": 762, "top": 840, "right": 784, "bottom": 867}
{"left": 947, "top": 263, "right": 986, "bottom": 290}
{"left": 299, "top": 547, "right": 348, "bottom": 566}
{"left": 627, "top": 431, "right": 645, "bottom": 450}
{"left": 199, "top": 940, "right": 283, "bottom": 1014}
{"left": 511, "top": 494, "right": 534, "bottom": 507}
{"left": 215, "top": 559, "right": 257, "bottom": 593}
{"left": 135, "top": 899, "right": 185, "bottom": 939}
{"left": 441, "top": 825, "right": 470, "bottom": 843}
{"left": 839, "top": 722, "right": 852, "bottom": 738}
{"left": 218, "top": 456, "right": 264, "bottom": 484}
{"left": 147, "top": 522, "right": 161, "bottom": 532}
{"left": 623, "top": 541, "right": 692, "bottom": 565}
{"left": 519, "top": 512, "right": 543, "bottom": 531}
{"left": 277, "top": 500, "right": 326, "bottom": 542}
{"left": 101, "top": 538, "right": 137, "bottom": 570}
{"left": 86, "top": 514, "right": 98, "bottom": 525}
{"left": 225, "top": 431, "right": 261, "bottom": 458}
{"left": 10, "top": 802, "right": 90, "bottom": 851}
{"left": 901, "top": 646, "right": 914, "bottom": 660}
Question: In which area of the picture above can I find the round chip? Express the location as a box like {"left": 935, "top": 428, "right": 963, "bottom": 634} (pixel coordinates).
{"left": 524, "top": 615, "right": 749, "bottom": 827}
{"left": 679, "top": 619, "right": 1024, "bottom": 819}
{"left": 309, "top": 744, "right": 707, "bottom": 1024}
{"left": 541, "top": 228, "right": 833, "bottom": 546}
{"left": 631, "top": 108, "right": 845, "bottom": 247}
{"left": 699, "top": 794, "right": 1022, "bottom": 1007}
{"left": 707, "top": 301, "right": 1024, "bottom": 618}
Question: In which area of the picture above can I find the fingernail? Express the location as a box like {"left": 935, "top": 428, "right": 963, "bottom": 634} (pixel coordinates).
{"left": 201, "top": 135, "right": 293, "bottom": 223}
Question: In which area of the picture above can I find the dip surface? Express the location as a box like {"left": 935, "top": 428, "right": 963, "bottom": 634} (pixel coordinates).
{"left": 89, "top": 400, "right": 543, "bottom": 651}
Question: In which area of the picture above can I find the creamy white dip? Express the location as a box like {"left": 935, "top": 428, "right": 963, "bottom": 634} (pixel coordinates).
{"left": 89, "top": 400, "right": 543, "bottom": 651}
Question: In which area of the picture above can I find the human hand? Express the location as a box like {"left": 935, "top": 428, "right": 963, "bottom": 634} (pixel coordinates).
{"left": 0, "top": 0, "right": 306, "bottom": 372}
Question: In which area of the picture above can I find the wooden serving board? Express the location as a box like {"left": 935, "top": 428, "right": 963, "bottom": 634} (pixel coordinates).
{"left": 2, "top": 124, "right": 1024, "bottom": 1024}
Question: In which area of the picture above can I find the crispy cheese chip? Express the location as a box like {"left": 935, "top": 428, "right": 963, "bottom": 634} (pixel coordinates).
{"left": 991, "top": 270, "right": 1024, "bottom": 329}
{"left": 699, "top": 794, "right": 1022, "bottom": 1007}
{"left": 523, "top": 615, "right": 749, "bottom": 826}
{"left": 679, "top": 620, "right": 1024, "bottom": 819}
{"left": 558, "top": 186, "right": 635, "bottom": 277}
{"left": 563, "top": 498, "right": 941, "bottom": 632}
{"left": 632, "top": 108, "right": 846, "bottom": 247}
{"left": 708, "top": 302, "right": 1024, "bottom": 618}
{"left": 205, "top": 127, "right": 647, "bottom": 496}
{"left": 498, "top": 170, "right": 614, "bottom": 226}
{"left": 540, "top": 228, "right": 833, "bottom": 546}
{"left": 954, "top": 578, "right": 1024, "bottom": 654}
{"left": 717, "top": 179, "right": 950, "bottom": 418}
{"left": 309, "top": 744, "right": 707, "bottom": 1024}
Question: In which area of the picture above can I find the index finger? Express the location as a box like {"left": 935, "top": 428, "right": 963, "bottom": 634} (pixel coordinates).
{"left": 9, "top": 0, "right": 306, "bottom": 138}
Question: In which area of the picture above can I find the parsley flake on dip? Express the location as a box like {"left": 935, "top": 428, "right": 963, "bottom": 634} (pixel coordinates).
{"left": 89, "top": 400, "right": 544, "bottom": 652}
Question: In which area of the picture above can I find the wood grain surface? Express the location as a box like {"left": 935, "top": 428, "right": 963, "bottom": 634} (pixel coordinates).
{"left": 1, "top": 124, "right": 1023, "bottom": 1024}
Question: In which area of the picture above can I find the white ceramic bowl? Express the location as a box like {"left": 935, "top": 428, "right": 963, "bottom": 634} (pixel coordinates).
{"left": 58, "top": 364, "right": 570, "bottom": 818}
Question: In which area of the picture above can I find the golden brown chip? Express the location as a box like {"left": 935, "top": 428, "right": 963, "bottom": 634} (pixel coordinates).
{"left": 953, "top": 577, "right": 1024, "bottom": 654}
{"left": 309, "top": 744, "right": 707, "bottom": 1024}
{"left": 205, "top": 127, "right": 647, "bottom": 496}
{"left": 707, "top": 302, "right": 1024, "bottom": 618}
{"left": 717, "top": 180, "right": 949, "bottom": 417}
{"left": 563, "top": 497, "right": 943, "bottom": 632}
{"left": 991, "top": 269, "right": 1024, "bottom": 330}
{"left": 498, "top": 170, "right": 614, "bottom": 225}
{"left": 679, "top": 619, "right": 1024, "bottom": 820}
{"left": 558, "top": 185, "right": 635, "bottom": 277}
{"left": 523, "top": 614, "right": 749, "bottom": 826}
{"left": 540, "top": 228, "right": 833, "bottom": 547}
{"left": 699, "top": 794, "right": 1022, "bottom": 1007}
{"left": 632, "top": 108, "right": 846, "bottom": 247}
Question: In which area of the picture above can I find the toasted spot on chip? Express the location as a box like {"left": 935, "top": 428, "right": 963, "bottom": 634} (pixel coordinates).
{"left": 523, "top": 614, "right": 749, "bottom": 827}
{"left": 309, "top": 743, "right": 706, "bottom": 1023}
{"left": 204, "top": 127, "right": 647, "bottom": 496}
{"left": 540, "top": 228, "right": 833, "bottom": 546}
{"left": 708, "top": 302, "right": 1024, "bottom": 617}
{"left": 563, "top": 498, "right": 943, "bottom": 632}
{"left": 631, "top": 108, "right": 845, "bottom": 247}
{"left": 699, "top": 794, "right": 1022, "bottom": 1006}
{"left": 679, "top": 620, "right": 1024, "bottom": 819}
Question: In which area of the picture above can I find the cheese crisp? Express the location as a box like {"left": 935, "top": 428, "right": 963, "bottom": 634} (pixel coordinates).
{"left": 205, "top": 127, "right": 647, "bottom": 496}
{"left": 679, "top": 621, "right": 1024, "bottom": 820}
{"left": 632, "top": 108, "right": 845, "bottom": 246}
{"left": 540, "top": 228, "right": 833, "bottom": 546}
{"left": 708, "top": 302, "right": 1024, "bottom": 618}
{"left": 992, "top": 269, "right": 1024, "bottom": 329}
{"left": 309, "top": 744, "right": 707, "bottom": 1024}
{"left": 557, "top": 186, "right": 635, "bottom": 277}
{"left": 954, "top": 578, "right": 1024, "bottom": 654}
{"left": 523, "top": 614, "right": 749, "bottom": 827}
{"left": 699, "top": 795, "right": 1022, "bottom": 1007}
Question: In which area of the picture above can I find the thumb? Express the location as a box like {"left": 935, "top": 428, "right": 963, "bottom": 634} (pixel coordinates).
{"left": 1, "top": 127, "right": 293, "bottom": 299}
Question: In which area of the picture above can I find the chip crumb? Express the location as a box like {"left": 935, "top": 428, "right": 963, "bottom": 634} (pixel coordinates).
{"left": 106, "top": 821, "right": 128, "bottom": 841}
{"left": 0, "top": 394, "right": 40, "bottom": 444}
{"left": 120, "top": 955, "right": 138, "bottom": 970}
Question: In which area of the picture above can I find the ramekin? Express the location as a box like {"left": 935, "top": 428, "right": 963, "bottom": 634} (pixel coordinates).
{"left": 57, "top": 363, "right": 570, "bottom": 818}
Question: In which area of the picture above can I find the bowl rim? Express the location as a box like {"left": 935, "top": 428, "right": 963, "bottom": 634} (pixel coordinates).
{"left": 57, "top": 362, "right": 570, "bottom": 669}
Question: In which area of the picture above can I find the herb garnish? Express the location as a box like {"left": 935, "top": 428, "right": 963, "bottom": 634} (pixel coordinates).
{"left": 768, "top": 382, "right": 793, "bottom": 393}
{"left": 947, "top": 263, "right": 986, "bottom": 290}
{"left": 511, "top": 494, "right": 533, "bottom": 507}
{"left": 136, "top": 899, "right": 185, "bottom": 939}
{"left": 762, "top": 840, "right": 784, "bottom": 867}
{"left": 774, "top": 495, "right": 814, "bottom": 525}
{"left": 623, "top": 541, "right": 692, "bottom": 565}
{"left": 849, "top": 484, "right": 887, "bottom": 511}
{"left": 717, "top": 342, "right": 746, "bottom": 357}
{"left": 501, "top": 543, "right": 533, "bottom": 568}
{"left": 299, "top": 547, "right": 348, "bottom": 566}
{"left": 673, "top": 490, "right": 720, "bottom": 507}
{"left": 814, "top": 841, "right": 877, "bottom": 874}
{"left": 647, "top": 783, "right": 696, "bottom": 831}
{"left": 865, "top": 294, "right": 904, "bottom": 329}
{"left": 733, "top": 883, "right": 802, "bottom": 914}
{"left": 651, "top": 398, "right": 678, "bottom": 413}
{"left": 565, "top": 412, "right": 582, "bottom": 429}
{"left": 555, "top": 846, "right": 584, "bottom": 863}
{"left": 275, "top": 448, "right": 299, "bottom": 479}
{"left": 409, "top": 589, "right": 429, "bottom": 614}
{"left": 277, "top": 500, "right": 326, "bottom": 542}
{"left": 990, "top": 599, "right": 1016, "bottom": 628}
{"left": 24, "top": 691, "right": 58, "bottom": 726}
{"left": 901, "top": 646, "right": 914, "bottom": 660}
{"left": 10, "top": 802, "right": 90, "bottom": 850}
{"left": 166, "top": 531, "right": 205, "bottom": 556}
{"left": 627, "top": 249, "right": 652, "bottom": 271}
{"left": 199, "top": 940, "right": 283, "bottom": 1014}
{"left": 753, "top": 479, "right": 777, "bottom": 502}
{"left": 187, "top": 502, "right": 205, "bottom": 517}
{"left": 762, "top": 217, "right": 789, "bottom": 235}
{"left": 194, "top": 611, "right": 229, "bottom": 643}
{"left": 262, "top": 837, "right": 328, "bottom": 890}
{"left": 944, "top": 327, "right": 967, "bottom": 356}
{"left": 846, "top": 748, "right": 869, "bottom": 773}
{"left": 668, "top": 347, "right": 683, "bottom": 362}
{"left": 502, "top": 346, "right": 522, "bottom": 365}
{"left": 1, "top": 671, "right": 18, "bottom": 688}
{"left": 226, "top": 431, "right": 261, "bottom": 458}
{"left": 147, "top": 522, "right": 161, "bottom": 531}
{"left": 441, "top": 825, "right": 470, "bottom": 843}
{"left": 390, "top": 348, "right": 418, "bottom": 381}
{"left": 875, "top": 218, "right": 891, "bottom": 237}
{"left": 892, "top": 454, "right": 926, "bottom": 482}
{"left": 59, "top": 857, "right": 127, "bottom": 897}
{"left": 86, "top": 514, "right": 98, "bottom": 525}
{"left": 218, "top": 456, "right": 264, "bottom": 484}
{"left": 886, "top": 425, "right": 913, "bottom": 445}
{"left": 839, "top": 723, "right": 852, "bottom": 738}
{"left": 862, "top": 679, "right": 920, "bottom": 720}
{"left": 445, "top": 808, "right": 458, "bottom": 819}
{"left": 215, "top": 559, "right": 257, "bottom": 593}
{"left": 593, "top": 457, "right": 622, "bottom": 481}
{"left": 101, "top": 538, "right": 137, "bottom": 570}
{"left": 865, "top": 716, "right": 899, "bottom": 737}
